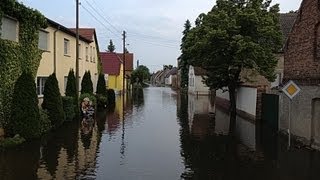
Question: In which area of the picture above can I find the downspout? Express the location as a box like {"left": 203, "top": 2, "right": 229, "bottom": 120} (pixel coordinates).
{"left": 53, "top": 26, "right": 60, "bottom": 73}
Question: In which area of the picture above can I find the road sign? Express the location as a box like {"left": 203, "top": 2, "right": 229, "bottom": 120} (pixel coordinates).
{"left": 282, "top": 80, "right": 301, "bottom": 99}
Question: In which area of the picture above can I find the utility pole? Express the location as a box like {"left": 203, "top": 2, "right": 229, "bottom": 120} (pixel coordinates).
{"left": 122, "top": 31, "right": 126, "bottom": 94}
{"left": 75, "top": 0, "right": 80, "bottom": 98}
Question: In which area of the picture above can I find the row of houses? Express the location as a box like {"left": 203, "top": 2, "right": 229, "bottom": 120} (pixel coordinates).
{"left": 177, "top": 0, "right": 320, "bottom": 149}
{"left": 151, "top": 65, "right": 178, "bottom": 87}
{"left": 1, "top": 14, "right": 134, "bottom": 98}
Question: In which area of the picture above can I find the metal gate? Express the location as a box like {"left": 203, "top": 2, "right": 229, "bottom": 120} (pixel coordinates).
{"left": 261, "top": 93, "right": 279, "bottom": 131}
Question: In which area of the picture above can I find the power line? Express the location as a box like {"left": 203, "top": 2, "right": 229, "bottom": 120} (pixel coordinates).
{"left": 129, "top": 37, "right": 178, "bottom": 48}
{"left": 80, "top": 3, "right": 121, "bottom": 38}
{"left": 83, "top": 0, "right": 122, "bottom": 34}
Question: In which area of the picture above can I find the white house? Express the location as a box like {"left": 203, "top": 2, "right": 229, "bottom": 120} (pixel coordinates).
{"left": 188, "top": 65, "right": 210, "bottom": 95}
{"left": 165, "top": 67, "right": 178, "bottom": 86}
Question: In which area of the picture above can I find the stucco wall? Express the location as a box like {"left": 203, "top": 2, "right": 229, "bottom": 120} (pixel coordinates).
{"left": 279, "top": 86, "right": 320, "bottom": 143}
{"left": 195, "top": 76, "right": 210, "bottom": 95}
{"left": 216, "top": 86, "right": 257, "bottom": 117}
{"left": 37, "top": 24, "right": 99, "bottom": 96}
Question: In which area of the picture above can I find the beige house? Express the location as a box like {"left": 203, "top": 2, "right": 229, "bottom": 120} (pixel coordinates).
{"left": 37, "top": 19, "right": 99, "bottom": 97}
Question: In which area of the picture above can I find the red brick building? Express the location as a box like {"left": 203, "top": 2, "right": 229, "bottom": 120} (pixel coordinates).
{"left": 282, "top": 0, "right": 320, "bottom": 148}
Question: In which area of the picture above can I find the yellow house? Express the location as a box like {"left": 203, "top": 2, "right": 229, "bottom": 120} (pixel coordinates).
{"left": 36, "top": 18, "right": 99, "bottom": 98}
{"left": 100, "top": 52, "right": 126, "bottom": 94}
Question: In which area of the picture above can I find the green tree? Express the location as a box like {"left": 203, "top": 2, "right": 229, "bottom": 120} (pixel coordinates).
{"left": 184, "top": 0, "right": 282, "bottom": 133}
{"left": 179, "top": 20, "right": 192, "bottom": 89}
{"left": 131, "top": 65, "right": 150, "bottom": 84}
{"left": 10, "top": 71, "right": 40, "bottom": 139}
{"left": 65, "top": 69, "right": 77, "bottom": 97}
{"left": 96, "top": 73, "right": 107, "bottom": 96}
{"left": 81, "top": 71, "right": 93, "bottom": 94}
{"left": 65, "top": 69, "right": 79, "bottom": 116}
{"left": 107, "top": 39, "right": 115, "bottom": 52}
{"left": 42, "top": 73, "right": 65, "bottom": 129}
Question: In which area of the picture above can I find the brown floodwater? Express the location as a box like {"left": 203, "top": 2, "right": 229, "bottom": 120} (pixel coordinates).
{"left": 1, "top": 87, "right": 320, "bottom": 180}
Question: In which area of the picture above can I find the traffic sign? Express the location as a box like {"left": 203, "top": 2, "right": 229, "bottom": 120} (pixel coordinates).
{"left": 282, "top": 80, "right": 301, "bottom": 99}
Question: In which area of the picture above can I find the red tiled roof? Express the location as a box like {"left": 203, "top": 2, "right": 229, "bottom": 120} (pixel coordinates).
{"left": 69, "top": 28, "right": 95, "bottom": 42}
{"left": 100, "top": 52, "right": 122, "bottom": 75}
{"left": 117, "top": 53, "right": 134, "bottom": 71}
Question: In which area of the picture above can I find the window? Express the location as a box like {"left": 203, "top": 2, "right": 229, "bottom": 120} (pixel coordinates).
{"left": 78, "top": 44, "right": 82, "bottom": 59}
{"left": 37, "top": 77, "right": 48, "bottom": 96}
{"left": 90, "top": 46, "right": 92, "bottom": 62}
{"left": 86, "top": 47, "right": 89, "bottom": 61}
{"left": 0, "top": 16, "right": 18, "bottom": 42}
{"left": 64, "top": 38, "right": 70, "bottom": 55}
{"left": 93, "top": 47, "right": 96, "bottom": 63}
{"left": 38, "top": 30, "right": 49, "bottom": 51}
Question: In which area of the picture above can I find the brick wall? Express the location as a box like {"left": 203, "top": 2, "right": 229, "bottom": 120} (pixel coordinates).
{"left": 284, "top": 0, "right": 320, "bottom": 84}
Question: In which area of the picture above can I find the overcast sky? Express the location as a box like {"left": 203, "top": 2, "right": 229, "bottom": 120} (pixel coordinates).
{"left": 19, "top": 0, "right": 301, "bottom": 72}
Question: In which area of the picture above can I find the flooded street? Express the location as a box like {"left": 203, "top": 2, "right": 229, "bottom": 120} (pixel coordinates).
{"left": 1, "top": 87, "right": 320, "bottom": 180}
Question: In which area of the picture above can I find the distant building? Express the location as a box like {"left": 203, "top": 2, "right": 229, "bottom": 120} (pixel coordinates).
{"left": 165, "top": 67, "right": 178, "bottom": 86}
{"left": 188, "top": 66, "right": 210, "bottom": 95}
{"left": 100, "top": 52, "right": 126, "bottom": 94}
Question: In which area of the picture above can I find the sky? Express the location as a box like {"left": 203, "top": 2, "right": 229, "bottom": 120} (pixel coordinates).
{"left": 19, "top": 0, "right": 301, "bottom": 72}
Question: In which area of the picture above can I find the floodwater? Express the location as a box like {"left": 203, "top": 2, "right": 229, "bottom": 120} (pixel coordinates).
{"left": 1, "top": 87, "right": 320, "bottom": 180}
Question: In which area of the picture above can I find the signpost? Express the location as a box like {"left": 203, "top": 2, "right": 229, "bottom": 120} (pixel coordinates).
{"left": 282, "top": 80, "right": 301, "bottom": 148}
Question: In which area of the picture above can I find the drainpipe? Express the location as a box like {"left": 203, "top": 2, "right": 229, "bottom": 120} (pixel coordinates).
{"left": 53, "top": 26, "right": 60, "bottom": 73}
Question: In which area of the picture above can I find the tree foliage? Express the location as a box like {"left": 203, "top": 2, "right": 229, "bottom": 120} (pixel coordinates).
{"left": 65, "top": 69, "right": 79, "bottom": 116}
{"left": 182, "top": 0, "right": 282, "bottom": 133}
{"left": 107, "top": 39, "right": 115, "bottom": 52}
{"left": 81, "top": 71, "right": 94, "bottom": 94}
{"left": 179, "top": 20, "right": 192, "bottom": 89}
{"left": 96, "top": 73, "right": 107, "bottom": 96}
{"left": 131, "top": 65, "right": 150, "bottom": 84}
{"left": 42, "top": 73, "right": 65, "bottom": 129}
{"left": 10, "top": 71, "right": 40, "bottom": 139}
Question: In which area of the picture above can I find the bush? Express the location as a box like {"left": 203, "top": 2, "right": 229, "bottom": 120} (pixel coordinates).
{"left": 96, "top": 73, "right": 107, "bottom": 96}
{"left": 42, "top": 73, "right": 65, "bottom": 129}
{"left": 39, "top": 109, "right": 52, "bottom": 135}
{"left": 65, "top": 69, "right": 79, "bottom": 114}
{"left": 10, "top": 71, "right": 40, "bottom": 139}
{"left": 0, "top": 135, "right": 26, "bottom": 148}
{"left": 79, "top": 93, "right": 97, "bottom": 106}
{"left": 107, "top": 89, "right": 116, "bottom": 105}
{"left": 81, "top": 71, "right": 93, "bottom": 94}
{"left": 96, "top": 94, "right": 108, "bottom": 109}
{"left": 62, "top": 96, "right": 75, "bottom": 121}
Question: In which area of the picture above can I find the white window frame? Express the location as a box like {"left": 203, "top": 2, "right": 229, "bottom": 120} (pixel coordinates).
{"left": 64, "top": 38, "right": 70, "bottom": 56}
{"left": 90, "top": 46, "right": 93, "bottom": 62}
{"left": 86, "top": 46, "right": 89, "bottom": 61}
{"left": 78, "top": 43, "right": 82, "bottom": 59}
{"left": 0, "top": 16, "right": 19, "bottom": 42}
{"left": 93, "top": 47, "right": 96, "bottom": 63}
{"left": 38, "top": 29, "right": 49, "bottom": 51}
{"left": 37, "top": 77, "right": 48, "bottom": 96}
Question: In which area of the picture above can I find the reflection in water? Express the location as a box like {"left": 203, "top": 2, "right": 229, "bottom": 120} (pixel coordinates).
{"left": 2, "top": 88, "right": 320, "bottom": 179}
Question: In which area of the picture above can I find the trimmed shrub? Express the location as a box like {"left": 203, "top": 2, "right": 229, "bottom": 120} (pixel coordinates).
{"left": 79, "top": 93, "right": 97, "bottom": 106}
{"left": 96, "top": 94, "right": 108, "bottom": 109}
{"left": 65, "top": 69, "right": 77, "bottom": 97}
{"left": 81, "top": 71, "right": 93, "bottom": 94}
{"left": 96, "top": 73, "right": 107, "bottom": 96}
{"left": 107, "top": 89, "right": 116, "bottom": 105}
{"left": 62, "top": 96, "right": 75, "bottom": 121}
{"left": 10, "top": 71, "right": 40, "bottom": 139}
{"left": 39, "top": 108, "right": 51, "bottom": 135}
{"left": 42, "top": 73, "right": 65, "bottom": 129}
{"left": 0, "top": 135, "right": 26, "bottom": 148}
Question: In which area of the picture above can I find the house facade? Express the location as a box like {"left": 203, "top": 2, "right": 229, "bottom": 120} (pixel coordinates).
{"left": 165, "top": 67, "right": 178, "bottom": 86}
{"left": 37, "top": 19, "right": 99, "bottom": 97}
{"left": 281, "top": 0, "right": 320, "bottom": 147}
{"left": 188, "top": 66, "right": 210, "bottom": 95}
{"left": 100, "top": 52, "right": 125, "bottom": 94}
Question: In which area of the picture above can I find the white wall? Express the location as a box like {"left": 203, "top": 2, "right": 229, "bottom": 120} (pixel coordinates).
{"left": 216, "top": 86, "right": 257, "bottom": 116}
{"left": 195, "top": 76, "right": 210, "bottom": 95}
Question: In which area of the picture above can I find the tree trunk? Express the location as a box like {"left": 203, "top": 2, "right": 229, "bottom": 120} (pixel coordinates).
{"left": 228, "top": 83, "right": 237, "bottom": 135}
